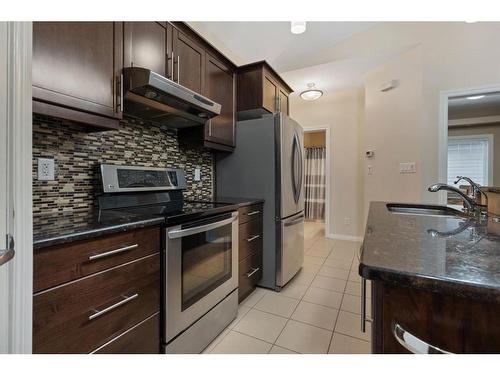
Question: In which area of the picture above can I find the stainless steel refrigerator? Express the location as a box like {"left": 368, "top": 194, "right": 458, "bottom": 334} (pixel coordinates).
{"left": 216, "top": 113, "right": 304, "bottom": 291}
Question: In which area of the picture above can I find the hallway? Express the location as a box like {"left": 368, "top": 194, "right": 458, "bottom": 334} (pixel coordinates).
{"left": 202, "top": 221, "right": 371, "bottom": 354}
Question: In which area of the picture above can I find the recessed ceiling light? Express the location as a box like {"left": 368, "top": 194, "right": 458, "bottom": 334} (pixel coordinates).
{"left": 300, "top": 83, "right": 323, "bottom": 101}
{"left": 466, "top": 95, "right": 485, "bottom": 100}
{"left": 291, "top": 21, "right": 306, "bottom": 34}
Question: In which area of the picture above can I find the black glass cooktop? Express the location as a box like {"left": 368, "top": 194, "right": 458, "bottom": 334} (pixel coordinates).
{"left": 118, "top": 200, "right": 237, "bottom": 226}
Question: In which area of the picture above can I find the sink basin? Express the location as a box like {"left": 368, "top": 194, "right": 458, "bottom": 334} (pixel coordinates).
{"left": 386, "top": 203, "right": 465, "bottom": 218}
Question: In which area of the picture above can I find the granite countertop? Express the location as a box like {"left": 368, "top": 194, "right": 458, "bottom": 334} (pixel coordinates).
{"left": 33, "top": 209, "right": 165, "bottom": 250}
{"left": 359, "top": 201, "right": 500, "bottom": 302}
{"left": 215, "top": 196, "right": 264, "bottom": 207}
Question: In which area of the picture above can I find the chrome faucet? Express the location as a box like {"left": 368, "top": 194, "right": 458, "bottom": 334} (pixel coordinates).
{"left": 427, "top": 183, "right": 482, "bottom": 217}
{"left": 454, "top": 176, "right": 488, "bottom": 206}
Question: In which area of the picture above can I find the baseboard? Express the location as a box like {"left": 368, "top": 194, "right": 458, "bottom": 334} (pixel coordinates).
{"left": 326, "top": 233, "right": 364, "bottom": 242}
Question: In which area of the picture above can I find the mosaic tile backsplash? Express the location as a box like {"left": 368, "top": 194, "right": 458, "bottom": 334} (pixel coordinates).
{"left": 33, "top": 115, "right": 214, "bottom": 216}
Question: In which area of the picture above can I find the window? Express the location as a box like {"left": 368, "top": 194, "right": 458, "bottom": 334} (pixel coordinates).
{"left": 447, "top": 135, "right": 493, "bottom": 186}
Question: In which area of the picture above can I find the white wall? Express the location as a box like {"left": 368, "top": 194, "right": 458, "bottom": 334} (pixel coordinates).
{"left": 362, "top": 46, "right": 423, "bottom": 217}
{"left": 290, "top": 89, "right": 364, "bottom": 240}
{"left": 317, "top": 22, "right": 500, "bottom": 224}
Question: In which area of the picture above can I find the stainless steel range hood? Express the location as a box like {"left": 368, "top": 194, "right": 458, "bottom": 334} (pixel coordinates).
{"left": 122, "top": 67, "right": 221, "bottom": 128}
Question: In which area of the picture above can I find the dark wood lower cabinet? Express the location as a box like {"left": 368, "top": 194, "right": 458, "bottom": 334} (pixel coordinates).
{"left": 93, "top": 313, "right": 160, "bottom": 354}
{"left": 371, "top": 281, "right": 500, "bottom": 353}
{"left": 33, "top": 227, "right": 162, "bottom": 354}
{"left": 237, "top": 203, "right": 263, "bottom": 302}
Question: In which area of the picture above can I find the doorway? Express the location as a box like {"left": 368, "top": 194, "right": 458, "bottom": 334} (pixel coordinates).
{"left": 303, "top": 128, "right": 329, "bottom": 241}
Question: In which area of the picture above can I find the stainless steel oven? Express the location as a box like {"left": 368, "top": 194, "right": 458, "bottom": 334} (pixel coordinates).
{"left": 163, "top": 211, "right": 238, "bottom": 353}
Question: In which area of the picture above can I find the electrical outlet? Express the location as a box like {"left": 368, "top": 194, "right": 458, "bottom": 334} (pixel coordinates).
{"left": 38, "top": 158, "right": 55, "bottom": 181}
{"left": 194, "top": 167, "right": 201, "bottom": 181}
{"left": 344, "top": 217, "right": 351, "bottom": 225}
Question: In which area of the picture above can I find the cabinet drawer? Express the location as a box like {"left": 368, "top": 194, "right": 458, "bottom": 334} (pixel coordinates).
{"left": 34, "top": 226, "right": 161, "bottom": 293}
{"left": 238, "top": 204, "right": 263, "bottom": 225}
{"left": 33, "top": 254, "right": 160, "bottom": 354}
{"left": 93, "top": 312, "right": 160, "bottom": 354}
{"left": 238, "top": 251, "right": 263, "bottom": 302}
{"left": 239, "top": 218, "right": 263, "bottom": 261}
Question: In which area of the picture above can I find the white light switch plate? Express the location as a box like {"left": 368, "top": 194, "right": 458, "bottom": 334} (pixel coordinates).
{"left": 400, "top": 162, "right": 416, "bottom": 174}
{"left": 38, "top": 158, "right": 55, "bottom": 181}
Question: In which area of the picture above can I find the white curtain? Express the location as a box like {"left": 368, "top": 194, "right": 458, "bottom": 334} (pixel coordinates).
{"left": 304, "top": 147, "right": 326, "bottom": 221}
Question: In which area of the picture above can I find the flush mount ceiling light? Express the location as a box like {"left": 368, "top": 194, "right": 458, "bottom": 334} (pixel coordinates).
{"left": 291, "top": 21, "right": 306, "bottom": 34}
{"left": 300, "top": 83, "right": 323, "bottom": 101}
{"left": 466, "top": 95, "right": 485, "bottom": 100}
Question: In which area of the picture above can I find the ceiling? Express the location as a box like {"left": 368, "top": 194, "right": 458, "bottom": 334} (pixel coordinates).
{"left": 188, "top": 22, "right": 378, "bottom": 72}
{"left": 449, "top": 91, "right": 500, "bottom": 119}
{"left": 189, "top": 21, "right": 417, "bottom": 96}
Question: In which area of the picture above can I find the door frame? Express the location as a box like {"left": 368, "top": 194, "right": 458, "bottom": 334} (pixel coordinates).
{"left": 438, "top": 84, "right": 500, "bottom": 204}
{"left": 303, "top": 126, "right": 330, "bottom": 238}
{"left": 0, "top": 22, "right": 33, "bottom": 354}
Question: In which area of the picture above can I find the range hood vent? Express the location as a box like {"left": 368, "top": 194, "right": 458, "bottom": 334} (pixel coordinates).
{"left": 122, "top": 67, "right": 221, "bottom": 128}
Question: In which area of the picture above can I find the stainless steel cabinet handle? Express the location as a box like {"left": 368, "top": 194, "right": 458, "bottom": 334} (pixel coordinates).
{"left": 246, "top": 211, "right": 260, "bottom": 216}
{"left": 119, "top": 73, "right": 124, "bottom": 112}
{"left": 88, "top": 293, "right": 139, "bottom": 321}
{"left": 167, "top": 53, "right": 173, "bottom": 79}
{"left": 246, "top": 234, "right": 260, "bottom": 242}
{"left": 246, "top": 267, "right": 260, "bottom": 278}
{"left": 88, "top": 244, "right": 138, "bottom": 261}
{"left": 393, "top": 323, "right": 452, "bottom": 354}
{"left": 360, "top": 277, "right": 373, "bottom": 332}
{"left": 168, "top": 214, "right": 237, "bottom": 239}
{"left": 177, "top": 56, "right": 180, "bottom": 83}
{"left": 0, "top": 234, "right": 15, "bottom": 267}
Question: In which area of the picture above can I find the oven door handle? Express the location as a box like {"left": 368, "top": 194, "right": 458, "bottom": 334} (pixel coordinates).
{"left": 168, "top": 215, "right": 237, "bottom": 239}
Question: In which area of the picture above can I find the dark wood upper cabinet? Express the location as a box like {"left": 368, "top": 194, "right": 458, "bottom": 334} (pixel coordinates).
{"left": 278, "top": 87, "right": 290, "bottom": 115}
{"left": 237, "top": 61, "right": 293, "bottom": 120}
{"left": 172, "top": 29, "right": 205, "bottom": 94}
{"left": 123, "top": 22, "right": 167, "bottom": 77}
{"left": 204, "top": 54, "right": 236, "bottom": 148}
{"left": 32, "top": 22, "right": 123, "bottom": 130}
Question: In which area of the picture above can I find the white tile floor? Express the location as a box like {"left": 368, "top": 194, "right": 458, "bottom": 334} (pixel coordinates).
{"left": 203, "top": 221, "right": 372, "bottom": 354}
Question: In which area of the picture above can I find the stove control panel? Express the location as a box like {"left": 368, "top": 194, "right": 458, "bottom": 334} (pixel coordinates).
{"left": 100, "top": 164, "right": 187, "bottom": 193}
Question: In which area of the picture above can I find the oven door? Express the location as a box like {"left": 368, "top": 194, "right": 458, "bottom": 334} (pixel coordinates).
{"left": 164, "top": 211, "right": 238, "bottom": 342}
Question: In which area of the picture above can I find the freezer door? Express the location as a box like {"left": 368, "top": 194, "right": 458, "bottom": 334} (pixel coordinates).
{"left": 278, "top": 114, "right": 304, "bottom": 218}
{"left": 277, "top": 211, "right": 304, "bottom": 287}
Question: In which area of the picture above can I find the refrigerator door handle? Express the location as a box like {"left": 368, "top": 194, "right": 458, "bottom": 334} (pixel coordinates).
{"left": 284, "top": 213, "right": 304, "bottom": 227}
{"left": 291, "top": 133, "right": 301, "bottom": 204}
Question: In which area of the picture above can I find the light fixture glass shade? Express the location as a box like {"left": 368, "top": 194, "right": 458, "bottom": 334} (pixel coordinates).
{"left": 300, "top": 83, "right": 323, "bottom": 101}
{"left": 466, "top": 95, "right": 485, "bottom": 100}
{"left": 291, "top": 21, "right": 306, "bottom": 34}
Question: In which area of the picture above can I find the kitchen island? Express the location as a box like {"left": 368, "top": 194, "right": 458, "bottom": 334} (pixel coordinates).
{"left": 359, "top": 202, "right": 500, "bottom": 354}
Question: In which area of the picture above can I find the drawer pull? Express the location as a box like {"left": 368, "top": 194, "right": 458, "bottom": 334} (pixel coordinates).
{"left": 393, "top": 322, "right": 452, "bottom": 354}
{"left": 246, "top": 267, "right": 260, "bottom": 278}
{"left": 88, "top": 293, "right": 139, "bottom": 321}
{"left": 88, "top": 244, "right": 139, "bottom": 261}
{"left": 246, "top": 234, "right": 261, "bottom": 242}
{"left": 246, "top": 210, "right": 261, "bottom": 216}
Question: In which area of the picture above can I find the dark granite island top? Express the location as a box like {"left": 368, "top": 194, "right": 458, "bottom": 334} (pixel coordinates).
{"left": 359, "top": 201, "right": 500, "bottom": 302}
{"left": 33, "top": 209, "right": 165, "bottom": 250}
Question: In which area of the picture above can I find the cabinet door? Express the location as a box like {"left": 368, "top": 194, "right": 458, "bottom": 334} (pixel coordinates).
{"left": 172, "top": 29, "right": 205, "bottom": 94}
{"left": 263, "top": 75, "right": 278, "bottom": 113}
{"left": 278, "top": 88, "right": 289, "bottom": 115}
{"left": 204, "top": 54, "right": 236, "bottom": 147}
{"left": 124, "top": 22, "right": 167, "bottom": 77}
{"left": 32, "top": 22, "right": 122, "bottom": 119}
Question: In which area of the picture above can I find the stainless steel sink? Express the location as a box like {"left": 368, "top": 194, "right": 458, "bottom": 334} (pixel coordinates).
{"left": 386, "top": 203, "right": 465, "bottom": 218}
